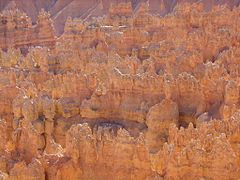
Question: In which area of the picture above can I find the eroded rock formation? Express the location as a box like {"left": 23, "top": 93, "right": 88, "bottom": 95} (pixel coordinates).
{"left": 0, "top": 1, "right": 240, "bottom": 180}
{"left": 1, "top": 0, "right": 240, "bottom": 35}
{"left": 0, "top": 5, "right": 56, "bottom": 51}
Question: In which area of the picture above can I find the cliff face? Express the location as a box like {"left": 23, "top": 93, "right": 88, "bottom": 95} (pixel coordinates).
{"left": 0, "top": 1, "right": 240, "bottom": 180}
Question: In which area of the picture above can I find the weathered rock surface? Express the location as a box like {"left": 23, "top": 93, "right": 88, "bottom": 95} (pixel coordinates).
{"left": 0, "top": 1, "right": 240, "bottom": 180}
{"left": 1, "top": 0, "right": 240, "bottom": 35}
{"left": 0, "top": 5, "right": 56, "bottom": 51}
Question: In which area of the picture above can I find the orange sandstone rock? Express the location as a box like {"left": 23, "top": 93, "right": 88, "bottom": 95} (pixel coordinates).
{"left": 0, "top": 1, "right": 239, "bottom": 180}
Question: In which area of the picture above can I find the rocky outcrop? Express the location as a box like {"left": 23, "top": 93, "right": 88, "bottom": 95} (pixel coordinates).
{"left": 61, "top": 123, "right": 155, "bottom": 179}
{"left": 145, "top": 98, "right": 179, "bottom": 153}
{"left": 0, "top": 1, "right": 239, "bottom": 180}
{"left": 0, "top": 5, "right": 56, "bottom": 51}
{"left": 1, "top": 0, "right": 240, "bottom": 35}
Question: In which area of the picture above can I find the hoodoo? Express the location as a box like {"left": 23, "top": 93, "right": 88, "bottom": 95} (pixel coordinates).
{"left": 0, "top": 0, "right": 239, "bottom": 180}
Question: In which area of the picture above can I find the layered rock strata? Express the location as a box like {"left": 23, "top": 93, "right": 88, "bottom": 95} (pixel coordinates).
{"left": 1, "top": 0, "right": 240, "bottom": 34}
{"left": 0, "top": 6, "right": 55, "bottom": 51}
